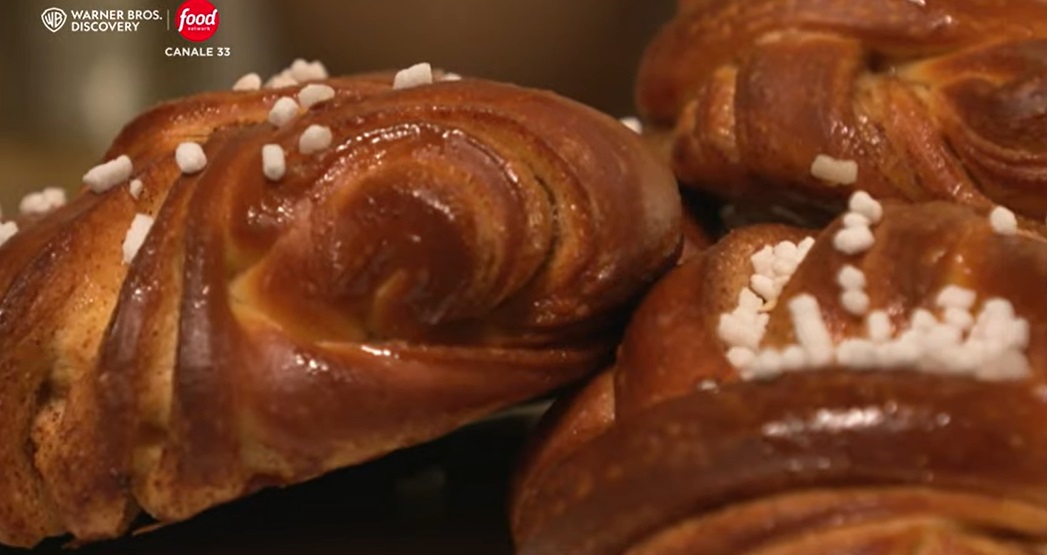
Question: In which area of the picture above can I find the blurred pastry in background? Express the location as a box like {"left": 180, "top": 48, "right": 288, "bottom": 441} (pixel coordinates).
{"left": 636, "top": 0, "right": 1047, "bottom": 229}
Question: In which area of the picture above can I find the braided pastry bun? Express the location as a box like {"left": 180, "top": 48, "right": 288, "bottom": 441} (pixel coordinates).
{"left": 512, "top": 199, "right": 1047, "bottom": 555}
{"left": 637, "top": 0, "right": 1047, "bottom": 223}
{"left": 0, "top": 70, "right": 681, "bottom": 547}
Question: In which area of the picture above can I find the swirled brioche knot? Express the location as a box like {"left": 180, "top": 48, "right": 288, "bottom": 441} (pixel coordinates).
{"left": 0, "top": 67, "right": 681, "bottom": 547}
{"left": 512, "top": 199, "right": 1047, "bottom": 555}
{"left": 638, "top": 0, "right": 1047, "bottom": 225}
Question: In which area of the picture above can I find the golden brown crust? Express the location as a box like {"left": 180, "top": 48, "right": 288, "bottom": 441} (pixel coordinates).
{"left": 638, "top": 0, "right": 1047, "bottom": 222}
{"left": 511, "top": 202, "right": 1047, "bottom": 555}
{"left": 627, "top": 488, "right": 1047, "bottom": 555}
{"left": 515, "top": 374, "right": 1047, "bottom": 555}
{"left": 0, "top": 74, "right": 682, "bottom": 546}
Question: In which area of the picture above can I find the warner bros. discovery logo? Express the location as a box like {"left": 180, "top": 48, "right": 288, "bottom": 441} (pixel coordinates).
{"left": 41, "top": 7, "right": 67, "bottom": 32}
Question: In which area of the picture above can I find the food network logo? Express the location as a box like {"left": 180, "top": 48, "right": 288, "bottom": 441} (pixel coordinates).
{"left": 165, "top": 0, "right": 231, "bottom": 58}
{"left": 175, "top": 0, "right": 220, "bottom": 42}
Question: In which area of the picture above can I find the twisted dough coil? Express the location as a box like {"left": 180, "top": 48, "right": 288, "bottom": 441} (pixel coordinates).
{"left": 638, "top": 0, "right": 1047, "bottom": 223}
{"left": 0, "top": 73, "right": 682, "bottom": 547}
{"left": 511, "top": 202, "right": 1047, "bottom": 555}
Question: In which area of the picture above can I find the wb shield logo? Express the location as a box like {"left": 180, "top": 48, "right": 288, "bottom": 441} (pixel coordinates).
{"left": 41, "top": 7, "right": 67, "bottom": 33}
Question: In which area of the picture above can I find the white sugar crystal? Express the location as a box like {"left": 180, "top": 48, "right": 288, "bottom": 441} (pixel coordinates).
{"left": 881, "top": 346, "right": 919, "bottom": 369}
{"left": 789, "top": 294, "right": 834, "bottom": 366}
{"left": 918, "top": 348, "right": 963, "bottom": 375}
{"left": 299, "top": 124, "right": 333, "bottom": 154}
{"left": 175, "top": 142, "right": 207, "bottom": 174}
{"left": 960, "top": 342, "right": 991, "bottom": 367}
{"left": 750, "top": 246, "right": 775, "bottom": 276}
{"left": 833, "top": 226, "right": 875, "bottom": 255}
{"left": 836, "top": 339, "right": 879, "bottom": 369}
{"left": 926, "top": 323, "right": 963, "bottom": 348}
{"left": 936, "top": 285, "right": 976, "bottom": 310}
{"left": 718, "top": 312, "right": 765, "bottom": 350}
{"left": 0, "top": 221, "right": 18, "bottom": 247}
{"left": 763, "top": 239, "right": 806, "bottom": 286}
{"left": 122, "top": 213, "right": 154, "bottom": 264}
{"left": 780, "top": 345, "right": 808, "bottom": 371}
{"left": 750, "top": 274, "right": 777, "bottom": 301}
{"left": 841, "top": 290, "right": 870, "bottom": 316}
{"left": 971, "top": 315, "right": 1012, "bottom": 345}
{"left": 751, "top": 348, "right": 785, "bottom": 377}
{"left": 232, "top": 72, "right": 262, "bottom": 91}
{"left": 620, "top": 117, "right": 643, "bottom": 134}
{"left": 773, "top": 241, "right": 798, "bottom": 260}
{"left": 977, "top": 349, "right": 1031, "bottom": 381}
{"left": 266, "top": 72, "right": 298, "bottom": 89}
{"left": 726, "top": 347, "right": 756, "bottom": 369}
{"left": 880, "top": 333, "right": 922, "bottom": 367}
{"left": 989, "top": 206, "right": 1018, "bottom": 236}
{"left": 723, "top": 237, "right": 820, "bottom": 373}
{"left": 911, "top": 308, "right": 938, "bottom": 332}
{"left": 836, "top": 265, "right": 866, "bottom": 291}
{"left": 943, "top": 307, "right": 974, "bottom": 331}
{"left": 128, "top": 179, "right": 144, "bottom": 200}
{"left": 897, "top": 329, "right": 929, "bottom": 353}
{"left": 20, "top": 187, "right": 66, "bottom": 215}
{"left": 44, "top": 188, "right": 65, "bottom": 209}
{"left": 935, "top": 345, "right": 980, "bottom": 375}
{"left": 771, "top": 257, "right": 798, "bottom": 276}
{"left": 288, "top": 58, "right": 328, "bottom": 82}
{"left": 717, "top": 316, "right": 753, "bottom": 350}
{"left": 810, "top": 154, "right": 858, "bottom": 185}
{"left": 441, "top": 72, "right": 463, "bottom": 82}
{"left": 797, "top": 237, "right": 816, "bottom": 257}
{"left": 1009, "top": 319, "right": 1031, "bottom": 349}
{"left": 982, "top": 298, "right": 1016, "bottom": 320}
{"left": 866, "top": 311, "right": 892, "bottom": 343}
{"left": 756, "top": 312, "right": 770, "bottom": 330}
{"left": 842, "top": 212, "right": 871, "bottom": 228}
{"left": 262, "top": 144, "right": 286, "bottom": 181}
{"left": 849, "top": 191, "right": 883, "bottom": 223}
{"left": 741, "top": 363, "right": 781, "bottom": 382}
{"left": 83, "top": 154, "right": 132, "bottom": 193}
{"left": 738, "top": 288, "right": 763, "bottom": 311}
{"left": 962, "top": 338, "right": 992, "bottom": 358}
{"left": 298, "top": 83, "right": 336, "bottom": 108}
{"left": 393, "top": 62, "right": 433, "bottom": 89}
{"left": 268, "top": 96, "right": 300, "bottom": 127}
{"left": 975, "top": 306, "right": 1030, "bottom": 348}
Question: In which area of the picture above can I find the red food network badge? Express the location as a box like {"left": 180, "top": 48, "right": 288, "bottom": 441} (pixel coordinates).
{"left": 176, "top": 0, "right": 219, "bottom": 42}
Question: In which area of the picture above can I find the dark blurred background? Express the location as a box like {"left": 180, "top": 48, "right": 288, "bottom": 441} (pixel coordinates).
{"left": 0, "top": 0, "right": 674, "bottom": 210}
